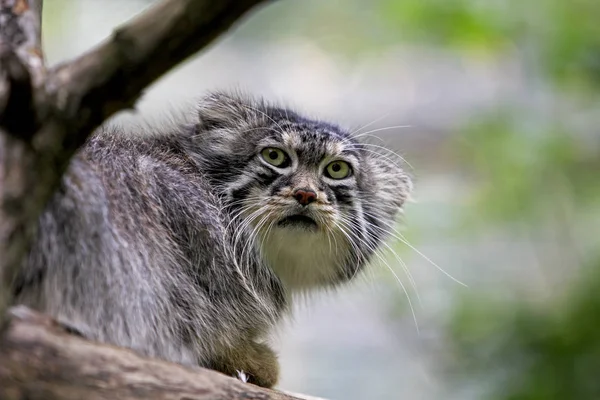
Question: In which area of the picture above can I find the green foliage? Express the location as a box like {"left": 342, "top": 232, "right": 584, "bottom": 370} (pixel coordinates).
{"left": 381, "top": 0, "right": 510, "bottom": 53}
{"left": 381, "top": 0, "right": 600, "bottom": 92}
{"left": 372, "top": 1, "right": 600, "bottom": 398}
{"left": 241, "top": 0, "right": 600, "bottom": 92}
{"left": 456, "top": 110, "right": 600, "bottom": 225}
{"left": 448, "top": 259, "right": 600, "bottom": 399}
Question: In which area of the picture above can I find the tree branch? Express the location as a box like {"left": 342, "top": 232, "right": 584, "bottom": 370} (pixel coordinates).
{"left": 0, "top": 0, "right": 45, "bottom": 320}
{"left": 46, "top": 0, "right": 272, "bottom": 154}
{"left": 0, "top": 0, "right": 44, "bottom": 78}
{"left": 0, "top": 0, "right": 43, "bottom": 137}
{"left": 0, "top": 306, "right": 306, "bottom": 400}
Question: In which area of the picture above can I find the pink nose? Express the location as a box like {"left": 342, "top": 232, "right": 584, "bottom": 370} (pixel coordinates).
{"left": 293, "top": 188, "right": 317, "bottom": 206}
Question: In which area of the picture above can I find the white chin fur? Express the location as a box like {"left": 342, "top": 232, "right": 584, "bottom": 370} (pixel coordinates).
{"left": 259, "top": 225, "right": 348, "bottom": 291}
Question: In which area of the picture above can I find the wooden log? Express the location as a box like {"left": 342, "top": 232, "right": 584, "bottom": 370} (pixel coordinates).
{"left": 0, "top": 306, "right": 313, "bottom": 400}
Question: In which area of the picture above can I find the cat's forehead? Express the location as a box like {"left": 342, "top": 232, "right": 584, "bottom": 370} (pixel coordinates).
{"left": 281, "top": 128, "right": 343, "bottom": 152}
{"left": 264, "top": 118, "right": 357, "bottom": 163}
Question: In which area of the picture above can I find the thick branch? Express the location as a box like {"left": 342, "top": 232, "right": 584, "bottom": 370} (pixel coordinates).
{"left": 0, "top": 0, "right": 44, "bottom": 320}
{"left": 46, "top": 0, "right": 270, "bottom": 154}
{"left": 0, "top": 0, "right": 43, "bottom": 135}
{"left": 0, "top": 47, "right": 36, "bottom": 135}
{"left": 0, "top": 306, "right": 304, "bottom": 400}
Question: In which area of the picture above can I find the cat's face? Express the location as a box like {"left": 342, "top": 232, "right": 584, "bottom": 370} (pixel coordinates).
{"left": 191, "top": 92, "right": 412, "bottom": 290}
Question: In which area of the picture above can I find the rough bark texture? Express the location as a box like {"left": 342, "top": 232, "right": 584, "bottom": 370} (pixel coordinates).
{"left": 0, "top": 306, "right": 310, "bottom": 400}
{"left": 0, "top": 1, "right": 328, "bottom": 399}
{"left": 0, "top": 0, "right": 46, "bottom": 319}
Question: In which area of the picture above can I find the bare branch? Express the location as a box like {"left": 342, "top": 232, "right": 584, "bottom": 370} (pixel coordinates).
{"left": 0, "top": 306, "right": 305, "bottom": 400}
{"left": 47, "top": 0, "right": 271, "bottom": 154}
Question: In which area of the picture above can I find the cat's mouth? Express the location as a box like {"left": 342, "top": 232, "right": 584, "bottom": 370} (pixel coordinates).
{"left": 278, "top": 214, "right": 318, "bottom": 230}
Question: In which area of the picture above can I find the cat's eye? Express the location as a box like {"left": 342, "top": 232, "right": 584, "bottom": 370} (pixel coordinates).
{"left": 325, "top": 161, "right": 351, "bottom": 179}
{"left": 261, "top": 148, "right": 289, "bottom": 167}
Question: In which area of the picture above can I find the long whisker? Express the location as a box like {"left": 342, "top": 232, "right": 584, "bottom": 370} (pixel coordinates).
{"left": 379, "top": 240, "right": 422, "bottom": 306}
{"left": 345, "top": 215, "right": 421, "bottom": 304}
{"left": 352, "top": 124, "right": 412, "bottom": 137}
{"left": 363, "top": 211, "right": 467, "bottom": 287}
{"left": 238, "top": 209, "right": 278, "bottom": 318}
{"left": 241, "top": 105, "right": 287, "bottom": 137}
{"left": 337, "top": 214, "right": 421, "bottom": 304}
{"left": 349, "top": 112, "right": 391, "bottom": 136}
{"left": 346, "top": 145, "right": 411, "bottom": 171}
{"left": 345, "top": 142, "right": 414, "bottom": 170}
{"left": 242, "top": 211, "right": 271, "bottom": 269}
{"left": 331, "top": 218, "right": 364, "bottom": 279}
{"left": 336, "top": 217, "right": 419, "bottom": 333}
{"left": 230, "top": 205, "right": 270, "bottom": 291}
{"left": 224, "top": 202, "right": 263, "bottom": 237}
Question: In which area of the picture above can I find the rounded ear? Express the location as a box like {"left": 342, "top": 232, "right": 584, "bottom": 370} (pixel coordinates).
{"left": 196, "top": 91, "right": 259, "bottom": 130}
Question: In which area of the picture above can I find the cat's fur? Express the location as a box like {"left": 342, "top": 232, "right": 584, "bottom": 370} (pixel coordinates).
{"left": 13, "top": 91, "right": 412, "bottom": 387}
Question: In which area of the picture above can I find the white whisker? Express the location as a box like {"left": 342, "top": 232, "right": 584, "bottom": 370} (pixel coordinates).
{"left": 349, "top": 113, "right": 392, "bottom": 136}
{"left": 363, "top": 211, "right": 467, "bottom": 288}
{"left": 336, "top": 217, "right": 420, "bottom": 333}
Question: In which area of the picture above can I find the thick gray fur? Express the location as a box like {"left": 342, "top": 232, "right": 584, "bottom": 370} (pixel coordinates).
{"left": 14, "top": 91, "right": 412, "bottom": 377}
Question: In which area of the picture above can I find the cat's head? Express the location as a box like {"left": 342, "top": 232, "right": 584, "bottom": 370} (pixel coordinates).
{"left": 189, "top": 91, "right": 412, "bottom": 290}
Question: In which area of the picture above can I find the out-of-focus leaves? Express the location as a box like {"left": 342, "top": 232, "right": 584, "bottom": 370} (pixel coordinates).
{"left": 373, "top": 2, "right": 600, "bottom": 398}
{"left": 380, "top": 0, "right": 600, "bottom": 92}
{"left": 447, "top": 259, "right": 600, "bottom": 400}
{"left": 455, "top": 110, "right": 600, "bottom": 225}
{"left": 381, "top": 0, "right": 511, "bottom": 54}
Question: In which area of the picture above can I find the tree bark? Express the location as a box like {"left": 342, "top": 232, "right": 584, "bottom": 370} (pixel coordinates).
{"left": 0, "top": 306, "right": 313, "bottom": 400}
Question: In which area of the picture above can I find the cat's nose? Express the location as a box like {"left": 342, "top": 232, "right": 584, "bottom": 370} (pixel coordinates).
{"left": 293, "top": 188, "right": 317, "bottom": 206}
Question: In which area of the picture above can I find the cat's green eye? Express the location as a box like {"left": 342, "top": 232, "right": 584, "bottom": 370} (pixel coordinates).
{"left": 261, "top": 148, "right": 289, "bottom": 167}
{"left": 325, "top": 161, "right": 351, "bottom": 179}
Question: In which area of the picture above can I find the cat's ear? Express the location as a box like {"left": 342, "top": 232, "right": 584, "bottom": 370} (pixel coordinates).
{"left": 196, "top": 91, "right": 259, "bottom": 130}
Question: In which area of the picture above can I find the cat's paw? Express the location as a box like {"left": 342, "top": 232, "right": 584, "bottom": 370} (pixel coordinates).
{"left": 234, "top": 370, "right": 249, "bottom": 383}
{"left": 214, "top": 341, "right": 279, "bottom": 388}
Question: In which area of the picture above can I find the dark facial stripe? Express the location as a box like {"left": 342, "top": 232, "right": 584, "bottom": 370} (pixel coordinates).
{"left": 256, "top": 171, "right": 279, "bottom": 187}
{"left": 269, "top": 174, "right": 293, "bottom": 196}
{"left": 330, "top": 185, "right": 355, "bottom": 205}
{"left": 230, "top": 183, "right": 253, "bottom": 204}
{"left": 230, "top": 170, "right": 280, "bottom": 204}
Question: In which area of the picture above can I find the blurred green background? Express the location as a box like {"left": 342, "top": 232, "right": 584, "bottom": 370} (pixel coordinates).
{"left": 42, "top": 1, "right": 600, "bottom": 399}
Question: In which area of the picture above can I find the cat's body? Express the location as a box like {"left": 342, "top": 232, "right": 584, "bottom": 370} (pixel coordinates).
{"left": 13, "top": 92, "right": 411, "bottom": 387}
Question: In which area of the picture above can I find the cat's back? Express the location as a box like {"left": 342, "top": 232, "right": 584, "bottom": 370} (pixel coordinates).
{"left": 17, "top": 127, "right": 229, "bottom": 362}
{"left": 81, "top": 126, "right": 224, "bottom": 234}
